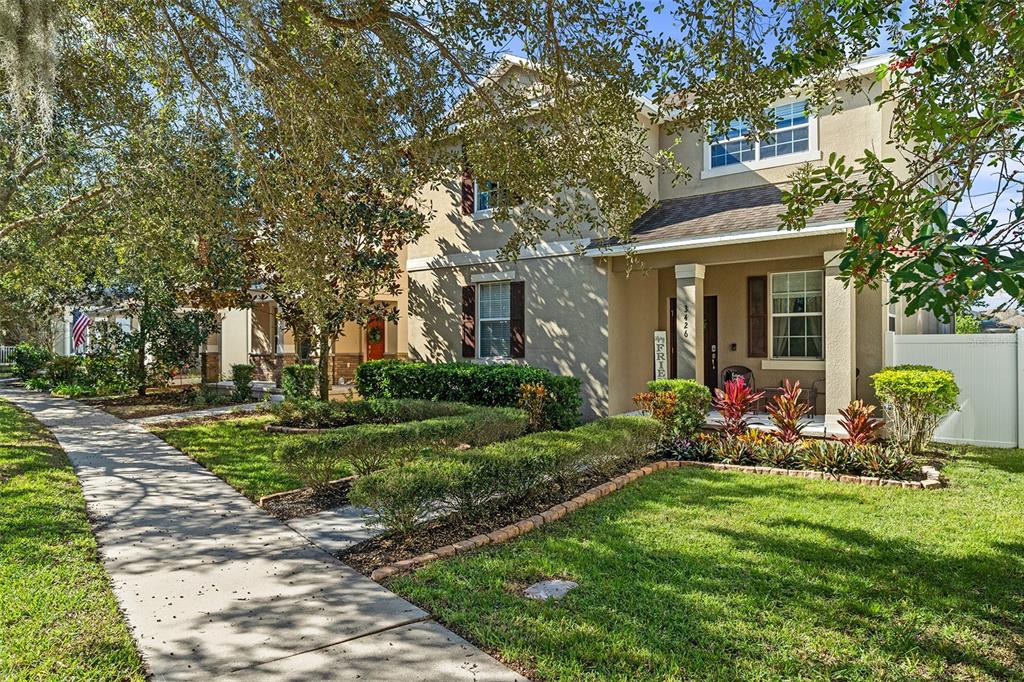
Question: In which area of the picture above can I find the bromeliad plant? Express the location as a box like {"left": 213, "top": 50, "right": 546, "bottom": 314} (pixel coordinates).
{"left": 838, "top": 400, "right": 885, "bottom": 445}
{"left": 713, "top": 377, "right": 764, "bottom": 437}
{"left": 766, "top": 380, "right": 812, "bottom": 443}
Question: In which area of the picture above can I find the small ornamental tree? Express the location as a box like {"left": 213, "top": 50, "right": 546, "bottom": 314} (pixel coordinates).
{"left": 872, "top": 365, "right": 960, "bottom": 454}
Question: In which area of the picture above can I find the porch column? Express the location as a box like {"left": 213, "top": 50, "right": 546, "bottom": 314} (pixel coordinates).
{"left": 823, "top": 250, "right": 856, "bottom": 432}
{"left": 674, "top": 264, "right": 705, "bottom": 383}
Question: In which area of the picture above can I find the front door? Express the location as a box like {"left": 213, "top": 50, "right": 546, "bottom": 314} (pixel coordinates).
{"left": 668, "top": 298, "right": 678, "bottom": 379}
{"left": 366, "top": 318, "right": 386, "bottom": 360}
{"left": 704, "top": 296, "right": 719, "bottom": 391}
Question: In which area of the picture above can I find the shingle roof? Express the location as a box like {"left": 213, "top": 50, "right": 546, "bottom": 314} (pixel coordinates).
{"left": 624, "top": 185, "right": 852, "bottom": 245}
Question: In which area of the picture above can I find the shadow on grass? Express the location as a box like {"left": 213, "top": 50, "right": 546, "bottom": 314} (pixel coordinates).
{"left": 398, "top": 465, "right": 1024, "bottom": 680}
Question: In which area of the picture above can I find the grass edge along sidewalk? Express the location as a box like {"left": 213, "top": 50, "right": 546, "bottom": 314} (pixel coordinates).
{"left": 389, "top": 445, "right": 1024, "bottom": 682}
{"left": 0, "top": 397, "right": 145, "bottom": 680}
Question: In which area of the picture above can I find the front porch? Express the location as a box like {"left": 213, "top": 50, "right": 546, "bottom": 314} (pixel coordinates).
{"left": 605, "top": 233, "right": 885, "bottom": 427}
{"left": 705, "top": 410, "right": 833, "bottom": 438}
{"left": 202, "top": 298, "right": 408, "bottom": 387}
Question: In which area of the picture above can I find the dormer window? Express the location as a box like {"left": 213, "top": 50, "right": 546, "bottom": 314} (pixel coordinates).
{"left": 475, "top": 180, "right": 499, "bottom": 212}
{"left": 703, "top": 99, "right": 818, "bottom": 178}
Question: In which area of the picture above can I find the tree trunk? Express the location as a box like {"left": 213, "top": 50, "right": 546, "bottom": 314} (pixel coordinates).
{"left": 317, "top": 330, "right": 331, "bottom": 400}
{"left": 136, "top": 301, "right": 148, "bottom": 397}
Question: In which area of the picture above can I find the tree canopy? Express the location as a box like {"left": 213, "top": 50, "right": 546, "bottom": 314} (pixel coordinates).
{"left": 1, "top": 0, "right": 1020, "bottom": 323}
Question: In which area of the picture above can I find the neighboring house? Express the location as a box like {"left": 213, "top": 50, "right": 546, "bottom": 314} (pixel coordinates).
{"left": 204, "top": 282, "right": 410, "bottom": 385}
{"left": 52, "top": 307, "right": 134, "bottom": 356}
{"left": 406, "top": 54, "right": 951, "bottom": 423}
{"left": 979, "top": 308, "right": 1024, "bottom": 333}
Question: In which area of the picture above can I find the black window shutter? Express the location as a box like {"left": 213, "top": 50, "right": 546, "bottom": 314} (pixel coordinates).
{"left": 461, "top": 285, "right": 476, "bottom": 357}
{"left": 510, "top": 281, "right": 525, "bottom": 358}
{"left": 748, "top": 275, "right": 768, "bottom": 358}
{"left": 461, "top": 170, "right": 474, "bottom": 215}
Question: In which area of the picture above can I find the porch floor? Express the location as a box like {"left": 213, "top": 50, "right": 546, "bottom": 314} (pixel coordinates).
{"left": 705, "top": 410, "right": 842, "bottom": 438}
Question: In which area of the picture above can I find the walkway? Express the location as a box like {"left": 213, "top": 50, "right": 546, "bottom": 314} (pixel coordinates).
{"left": 128, "top": 401, "right": 264, "bottom": 426}
{"left": 0, "top": 389, "right": 521, "bottom": 681}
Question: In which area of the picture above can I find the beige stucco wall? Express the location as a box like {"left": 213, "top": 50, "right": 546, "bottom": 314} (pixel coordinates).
{"left": 601, "top": 233, "right": 895, "bottom": 414}
{"left": 659, "top": 75, "right": 891, "bottom": 200}
{"left": 408, "top": 254, "right": 611, "bottom": 419}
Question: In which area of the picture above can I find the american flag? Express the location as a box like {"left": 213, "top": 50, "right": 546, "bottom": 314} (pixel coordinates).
{"left": 72, "top": 310, "right": 92, "bottom": 351}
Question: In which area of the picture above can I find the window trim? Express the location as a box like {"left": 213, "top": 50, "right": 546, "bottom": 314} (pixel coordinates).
{"left": 701, "top": 97, "right": 821, "bottom": 179}
{"left": 768, "top": 269, "right": 825, "bottom": 362}
{"left": 472, "top": 179, "right": 499, "bottom": 219}
{"left": 476, "top": 279, "right": 512, "bottom": 359}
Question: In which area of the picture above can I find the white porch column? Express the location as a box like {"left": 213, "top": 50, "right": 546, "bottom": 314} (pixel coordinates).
{"left": 675, "top": 264, "right": 706, "bottom": 383}
{"left": 823, "top": 250, "right": 856, "bottom": 432}
{"left": 219, "top": 308, "right": 252, "bottom": 379}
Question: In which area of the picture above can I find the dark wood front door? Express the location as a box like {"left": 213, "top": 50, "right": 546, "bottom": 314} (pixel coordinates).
{"left": 704, "top": 296, "right": 719, "bottom": 391}
{"left": 668, "top": 298, "right": 677, "bottom": 379}
{"left": 366, "top": 318, "right": 386, "bottom": 360}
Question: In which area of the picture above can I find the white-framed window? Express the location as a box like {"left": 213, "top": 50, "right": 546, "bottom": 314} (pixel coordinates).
{"left": 704, "top": 99, "right": 817, "bottom": 178}
{"left": 474, "top": 179, "right": 499, "bottom": 213}
{"left": 477, "top": 281, "right": 511, "bottom": 358}
{"left": 770, "top": 270, "right": 824, "bottom": 359}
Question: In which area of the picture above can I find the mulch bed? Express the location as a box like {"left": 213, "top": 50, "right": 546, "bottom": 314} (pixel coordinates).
{"left": 339, "top": 458, "right": 653, "bottom": 576}
{"left": 259, "top": 478, "right": 353, "bottom": 520}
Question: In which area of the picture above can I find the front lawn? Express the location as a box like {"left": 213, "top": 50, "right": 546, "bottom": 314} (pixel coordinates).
{"left": 390, "top": 447, "right": 1024, "bottom": 681}
{"left": 152, "top": 414, "right": 322, "bottom": 501}
{"left": 0, "top": 399, "right": 145, "bottom": 679}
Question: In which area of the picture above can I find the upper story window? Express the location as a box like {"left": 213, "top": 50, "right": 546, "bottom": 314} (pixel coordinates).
{"left": 704, "top": 99, "right": 818, "bottom": 178}
{"left": 475, "top": 180, "right": 500, "bottom": 212}
{"left": 770, "top": 270, "right": 824, "bottom": 359}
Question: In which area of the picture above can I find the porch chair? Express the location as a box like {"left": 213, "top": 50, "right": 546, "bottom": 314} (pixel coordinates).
{"left": 720, "top": 366, "right": 755, "bottom": 390}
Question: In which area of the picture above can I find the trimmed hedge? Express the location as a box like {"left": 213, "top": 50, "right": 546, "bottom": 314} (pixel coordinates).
{"left": 276, "top": 406, "right": 528, "bottom": 488}
{"left": 10, "top": 342, "right": 53, "bottom": 380}
{"left": 270, "top": 398, "right": 475, "bottom": 429}
{"left": 281, "top": 364, "right": 318, "bottom": 401}
{"left": 872, "top": 364, "right": 959, "bottom": 453}
{"left": 231, "top": 364, "right": 255, "bottom": 402}
{"left": 647, "top": 379, "right": 712, "bottom": 438}
{"left": 349, "top": 415, "right": 662, "bottom": 533}
{"left": 355, "top": 360, "right": 582, "bottom": 430}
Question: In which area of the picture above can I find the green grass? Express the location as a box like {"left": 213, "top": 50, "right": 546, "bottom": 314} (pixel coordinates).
{"left": 153, "top": 415, "right": 350, "bottom": 500}
{"left": 391, "top": 448, "right": 1024, "bottom": 681}
{"left": 0, "top": 399, "right": 145, "bottom": 680}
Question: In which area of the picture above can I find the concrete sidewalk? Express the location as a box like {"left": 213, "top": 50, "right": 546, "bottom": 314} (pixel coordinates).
{"left": 1, "top": 389, "right": 521, "bottom": 681}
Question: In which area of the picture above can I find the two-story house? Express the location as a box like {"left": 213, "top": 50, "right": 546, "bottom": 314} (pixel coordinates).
{"left": 405, "top": 54, "right": 950, "bottom": 424}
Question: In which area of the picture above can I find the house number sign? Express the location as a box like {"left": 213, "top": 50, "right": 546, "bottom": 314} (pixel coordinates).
{"left": 681, "top": 302, "right": 690, "bottom": 338}
{"left": 653, "top": 331, "right": 668, "bottom": 380}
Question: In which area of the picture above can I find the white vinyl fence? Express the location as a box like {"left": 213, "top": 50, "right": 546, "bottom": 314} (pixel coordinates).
{"left": 0, "top": 345, "right": 16, "bottom": 365}
{"left": 886, "top": 330, "right": 1024, "bottom": 448}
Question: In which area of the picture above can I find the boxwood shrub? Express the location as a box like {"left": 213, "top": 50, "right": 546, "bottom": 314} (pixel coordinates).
{"left": 872, "top": 364, "right": 959, "bottom": 453}
{"left": 270, "top": 398, "right": 475, "bottom": 429}
{"left": 281, "top": 363, "right": 318, "bottom": 401}
{"left": 9, "top": 342, "right": 53, "bottom": 380}
{"left": 355, "top": 360, "right": 582, "bottom": 430}
{"left": 276, "top": 406, "right": 528, "bottom": 486}
{"left": 349, "top": 415, "right": 662, "bottom": 533}
{"left": 647, "top": 379, "right": 712, "bottom": 438}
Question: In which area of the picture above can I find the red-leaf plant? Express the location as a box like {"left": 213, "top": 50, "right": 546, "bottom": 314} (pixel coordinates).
{"left": 766, "top": 379, "right": 813, "bottom": 443}
{"left": 713, "top": 377, "right": 764, "bottom": 437}
{"left": 838, "top": 399, "right": 884, "bottom": 444}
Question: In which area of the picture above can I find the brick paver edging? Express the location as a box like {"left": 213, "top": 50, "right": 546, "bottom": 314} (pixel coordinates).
{"left": 369, "top": 458, "right": 944, "bottom": 582}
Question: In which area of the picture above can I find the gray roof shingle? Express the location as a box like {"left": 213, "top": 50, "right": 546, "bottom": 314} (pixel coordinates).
{"left": 622, "top": 185, "right": 852, "bottom": 245}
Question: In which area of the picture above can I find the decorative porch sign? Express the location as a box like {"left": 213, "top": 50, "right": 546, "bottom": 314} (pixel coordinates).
{"left": 653, "top": 330, "right": 669, "bottom": 380}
